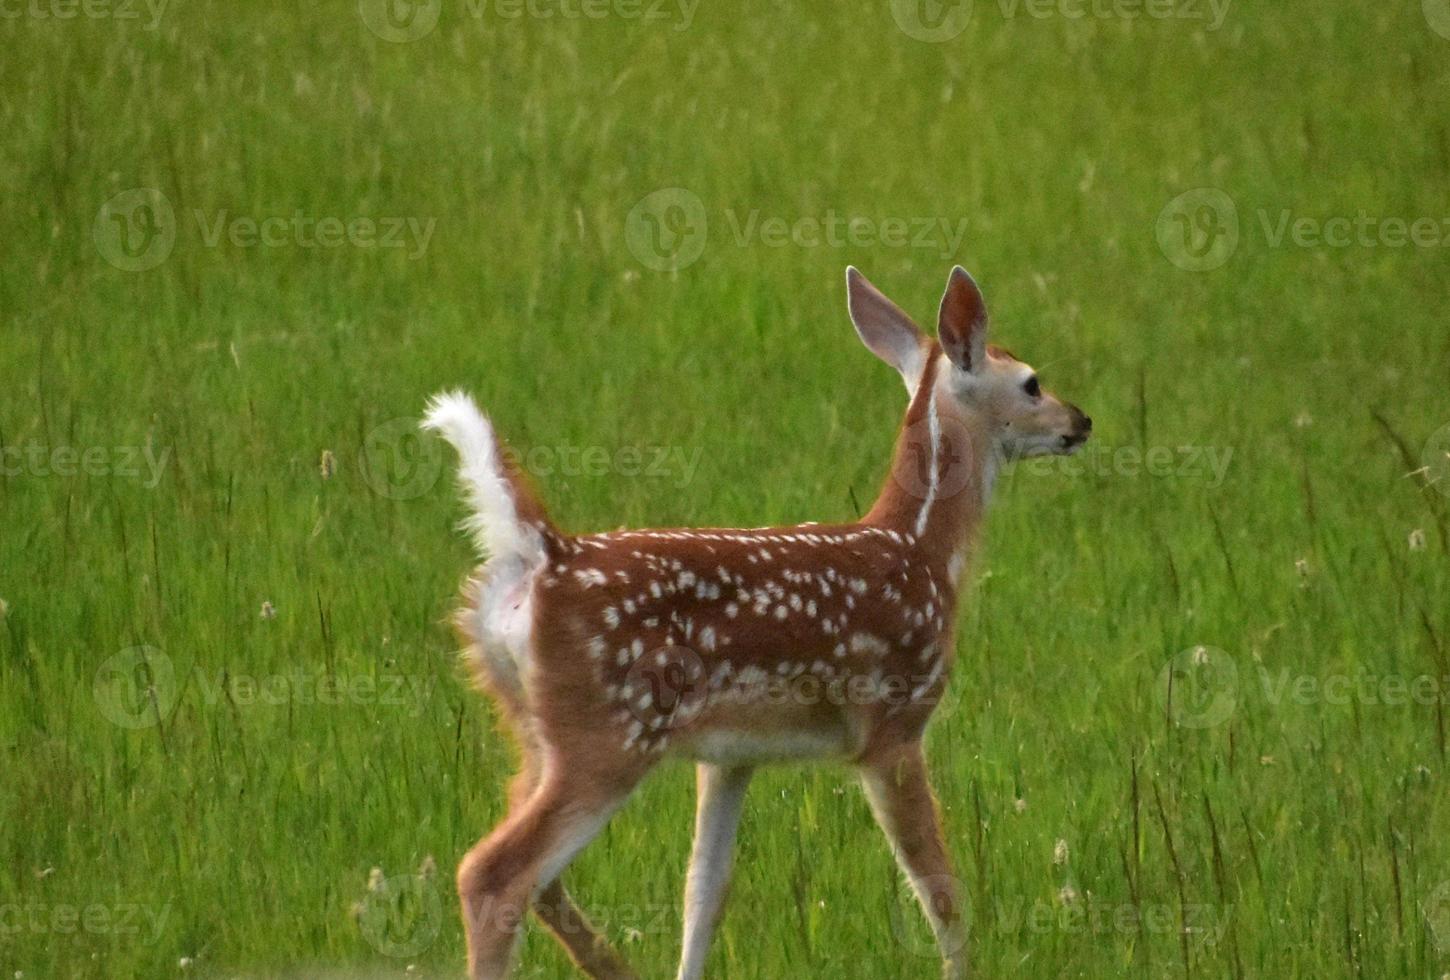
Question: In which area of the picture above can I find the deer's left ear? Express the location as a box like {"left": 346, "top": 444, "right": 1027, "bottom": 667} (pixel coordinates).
{"left": 846, "top": 266, "right": 928, "bottom": 391}
{"left": 938, "top": 266, "right": 988, "bottom": 373}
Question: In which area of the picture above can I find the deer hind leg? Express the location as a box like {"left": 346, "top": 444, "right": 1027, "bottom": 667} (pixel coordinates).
{"left": 676, "top": 763, "right": 753, "bottom": 980}
{"left": 858, "top": 742, "right": 968, "bottom": 979}
{"left": 458, "top": 758, "right": 637, "bottom": 980}
{"left": 504, "top": 754, "right": 639, "bottom": 980}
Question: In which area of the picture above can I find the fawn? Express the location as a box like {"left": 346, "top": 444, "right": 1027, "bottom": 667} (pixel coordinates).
{"left": 423, "top": 266, "right": 1091, "bottom": 979}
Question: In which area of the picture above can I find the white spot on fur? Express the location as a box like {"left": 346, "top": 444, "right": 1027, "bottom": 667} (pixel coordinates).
{"left": 849, "top": 633, "right": 890, "bottom": 657}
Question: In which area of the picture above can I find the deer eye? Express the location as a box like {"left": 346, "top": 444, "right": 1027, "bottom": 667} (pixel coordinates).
{"left": 1023, "top": 376, "right": 1041, "bottom": 398}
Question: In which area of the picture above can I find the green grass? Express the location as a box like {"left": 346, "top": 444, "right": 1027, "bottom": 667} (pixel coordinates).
{"left": 3, "top": 1, "right": 1450, "bottom": 976}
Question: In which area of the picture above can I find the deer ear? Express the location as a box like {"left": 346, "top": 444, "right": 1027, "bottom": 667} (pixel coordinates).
{"left": 846, "top": 267, "right": 927, "bottom": 391}
{"left": 938, "top": 266, "right": 988, "bottom": 373}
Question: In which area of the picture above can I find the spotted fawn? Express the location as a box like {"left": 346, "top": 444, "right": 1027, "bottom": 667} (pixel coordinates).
{"left": 423, "top": 265, "right": 1092, "bottom": 980}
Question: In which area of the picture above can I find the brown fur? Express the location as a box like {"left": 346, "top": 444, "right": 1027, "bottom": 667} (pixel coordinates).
{"left": 436, "top": 267, "right": 1089, "bottom": 979}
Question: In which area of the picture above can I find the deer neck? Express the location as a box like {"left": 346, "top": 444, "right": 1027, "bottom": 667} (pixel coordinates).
{"left": 862, "top": 353, "right": 997, "bottom": 570}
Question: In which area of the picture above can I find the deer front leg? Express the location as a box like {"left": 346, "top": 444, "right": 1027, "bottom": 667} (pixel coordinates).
{"left": 676, "top": 763, "right": 753, "bottom": 980}
{"left": 859, "top": 743, "right": 968, "bottom": 979}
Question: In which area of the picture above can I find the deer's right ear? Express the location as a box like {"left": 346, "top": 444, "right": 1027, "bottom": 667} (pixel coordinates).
{"left": 846, "top": 267, "right": 928, "bottom": 392}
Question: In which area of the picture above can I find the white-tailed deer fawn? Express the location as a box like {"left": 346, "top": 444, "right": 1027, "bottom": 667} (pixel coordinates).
{"left": 423, "top": 266, "right": 1091, "bottom": 980}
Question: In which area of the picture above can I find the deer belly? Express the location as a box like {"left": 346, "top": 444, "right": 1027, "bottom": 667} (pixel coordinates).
{"left": 678, "top": 700, "right": 862, "bottom": 765}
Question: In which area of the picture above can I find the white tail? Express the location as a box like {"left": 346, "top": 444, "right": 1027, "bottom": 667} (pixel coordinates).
{"left": 422, "top": 391, "right": 548, "bottom": 567}
{"left": 426, "top": 268, "right": 1091, "bottom": 980}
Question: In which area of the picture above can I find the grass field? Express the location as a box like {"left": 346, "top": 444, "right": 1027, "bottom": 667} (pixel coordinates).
{"left": 4, "top": 1, "right": 1450, "bottom": 976}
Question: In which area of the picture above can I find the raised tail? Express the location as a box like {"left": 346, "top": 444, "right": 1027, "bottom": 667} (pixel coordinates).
{"left": 421, "top": 391, "right": 559, "bottom": 565}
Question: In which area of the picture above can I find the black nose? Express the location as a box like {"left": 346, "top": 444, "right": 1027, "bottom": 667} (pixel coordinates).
{"left": 1082, "top": 414, "right": 1093, "bottom": 432}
